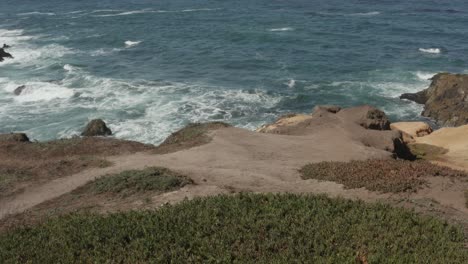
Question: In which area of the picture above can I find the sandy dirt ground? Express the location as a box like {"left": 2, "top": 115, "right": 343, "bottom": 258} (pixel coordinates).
{"left": 1, "top": 127, "right": 467, "bottom": 232}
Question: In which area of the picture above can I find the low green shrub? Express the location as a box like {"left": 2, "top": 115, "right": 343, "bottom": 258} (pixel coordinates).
{"left": 89, "top": 167, "right": 192, "bottom": 195}
{"left": 300, "top": 159, "right": 467, "bottom": 193}
{"left": 0, "top": 194, "right": 466, "bottom": 263}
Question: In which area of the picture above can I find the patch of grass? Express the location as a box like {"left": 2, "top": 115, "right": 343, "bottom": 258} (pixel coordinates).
{"left": 0, "top": 137, "right": 151, "bottom": 198}
{"left": 409, "top": 143, "right": 448, "bottom": 160}
{"left": 155, "top": 122, "right": 231, "bottom": 154}
{"left": 0, "top": 194, "right": 466, "bottom": 263}
{"left": 89, "top": 167, "right": 193, "bottom": 195}
{"left": 300, "top": 159, "right": 467, "bottom": 193}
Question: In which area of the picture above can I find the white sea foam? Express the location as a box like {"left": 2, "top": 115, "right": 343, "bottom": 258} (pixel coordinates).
{"left": 350, "top": 11, "right": 381, "bottom": 16}
{"left": 0, "top": 28, "right": 72, "bottom": 67}
{"left": 63, "top": 64, "right": 75, "bottom": 73}
{"left": 89, "top": 48, "right": 122, "bottom": 56}
{"left": 65, "top": 10, "right": 85, "bottom": 14}
{"left": 419, "top": 48, "right": 441, "bottom": 54}
{"left": 269, "top": 27, "right": 294, "bottom": 32}
{"left": 96, "top": 10, "right": 153, "bottom": 17}
{"left": 415, "top": 71, "right": 436, "bottom": 81}
{"left": 0, "top": 29, "right": 35, "bottom": 44}
{"left": 5, "top": 81, "right": 74, "bottom": 103}
{"left": 181, "top": 8, "right": 221, "bottom": 12}
{"left": 91, "top": 9, "right": 122, "bottom": 13}
{"left": 18, "top": 12, "right": 55, "bottom": 16}
{"left": 125, "top": 40, "right": 142, "bottom": 48}
{"left": 286, "top": 79, "right": 296, "bottom": 88}
{"left": 94, "top": 8, "right": 220, "bottom": 17}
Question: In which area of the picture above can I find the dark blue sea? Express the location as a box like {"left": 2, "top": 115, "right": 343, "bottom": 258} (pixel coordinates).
{"left": 1, "top": 0, "right": 467, "bottom": 143}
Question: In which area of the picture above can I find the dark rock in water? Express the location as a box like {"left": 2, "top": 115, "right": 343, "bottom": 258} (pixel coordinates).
{"left": 0, "top": 48, "right": 13, "bottom": 62}
{"left": 3, "top": 44, "right": 10, "bottom": 49}
{"left": 0, "top": 133, "right": 30, "bottom": 142}
{"left": 400, "top": 73, "right": 468, "bottom": 126}
{"left": 400, "top": 90, "right": 428, "bottom": 104}
{"left": 14, "top": 85, "right": 26, "bottom": 96}
{"left": 81, "top": 119, "right": 112, "bottom": 137}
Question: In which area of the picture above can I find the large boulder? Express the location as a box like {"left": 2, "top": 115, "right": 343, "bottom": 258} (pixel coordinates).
{"left": 400, "top": 73, "right": 468, "bottom": 126}
{"left": 81, "top": 119, "right": 112, "bottom": 137}
{"left": 0, "top": 48, "right": 13, "bottom": 62}
{"left": 0, "top": 133, "right": 30, "bottom": 142}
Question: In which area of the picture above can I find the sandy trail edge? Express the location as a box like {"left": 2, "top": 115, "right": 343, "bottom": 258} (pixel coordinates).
{"left": 1, "top": 127, "right": 467, "bottom": 221}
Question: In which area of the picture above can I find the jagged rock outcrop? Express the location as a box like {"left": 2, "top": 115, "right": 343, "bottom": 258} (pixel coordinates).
{"left": 81, "top": 119, "right": 112, "bottom": 137}
{"left": 0, "top": 133, "right": 30, "bottom": 142}
{"left": 256, "top": 105, "right": 414, "bottom": 160}
{"left": 400, "top": 73, "right": 468, "bottom": 126}
{"left": 0, "top": 47, "right": 13, "bottom": 62}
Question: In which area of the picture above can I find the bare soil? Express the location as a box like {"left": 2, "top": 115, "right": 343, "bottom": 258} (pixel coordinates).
{"left": 1, "top": 126, "right": 467, "bottom": 237}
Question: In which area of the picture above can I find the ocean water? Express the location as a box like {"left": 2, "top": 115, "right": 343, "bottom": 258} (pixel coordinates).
{"left": 1, "top": 0, "right": 467, "bottom": 144}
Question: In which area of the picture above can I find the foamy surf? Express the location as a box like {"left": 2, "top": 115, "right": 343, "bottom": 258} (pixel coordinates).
{"left": 4, "top": 81, "right": 75, "bottom": 103}
{"left": 269, "top": 27, "right": 294, "bottom": 32}
{"left": 125, "top": 40, "right": 142, "bottom": 48}
{"left": 350, "top": 11, "right": 381, "bottom": 16}
{"left": 415, "top": 72, "right": 436, "bottom": 81}
{"left": 419, "top": 48, "right": 441, "bottom": 54}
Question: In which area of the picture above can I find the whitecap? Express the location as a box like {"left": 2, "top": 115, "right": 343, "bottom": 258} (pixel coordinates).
{"left": 350, "top": 11, "right": 381, "bottom": 16}
{"left": 286, "top": 79, "right": 296, "bottom": 88}
{"left": 89, "top": 48, "right": 122, "bottom": 56}
{"left": 419, "top": 48, "right": 441, "bottom": 54}
{"left": 63, "top": 64, "right": 75, "bottom": 73}
{"left": 65, "top": 10, "right": 85, "bottom": 14}
{"left": 18, "top": 12, "right": 55, "bottom": 16}
{"left": 269, "top": 27, "right": 294, "bottom": 32}
{"left": 181, "top": 8, "right": 221, "bottom": 12}
{"left": 125, "top": 40, "right": 142, "bottom": 48}
{"left": 94, "top": 10, "right": 154, "bottom": 17}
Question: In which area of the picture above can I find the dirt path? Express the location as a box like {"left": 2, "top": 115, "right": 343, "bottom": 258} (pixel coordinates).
{"left": 1, "top": 127, "right": 467, "bottom": 223}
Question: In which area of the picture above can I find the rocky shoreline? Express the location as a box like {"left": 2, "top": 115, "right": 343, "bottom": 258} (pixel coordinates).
{"left": 2, "top": 72, "right": 468, "bottom": 169}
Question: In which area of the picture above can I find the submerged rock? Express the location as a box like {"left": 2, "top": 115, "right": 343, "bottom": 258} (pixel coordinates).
{"left": 81, "top": 119, "right": 112, "bottom": 137}
{"left": 400, "top": 73, "right": 468, "bottom": 126}
{"left": 0, "top": 133, "right": 30, "bottom": 142}
{"left": 14, "top": 85, "right": 26, "bottom": 96}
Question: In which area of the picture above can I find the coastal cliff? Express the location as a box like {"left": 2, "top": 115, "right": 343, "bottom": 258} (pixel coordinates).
{"left": 401, "top": 73, "right": 468, "bottom": 126}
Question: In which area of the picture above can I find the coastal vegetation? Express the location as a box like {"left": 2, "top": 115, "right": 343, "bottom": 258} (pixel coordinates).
{"left": 88, "top": 167, "right": 193, "bottom": 196}
{"left": 0, "top": 194, "right": 466, "bottom": 263}
{"left": 300, "top": 159, "right": 467, "bottom": 193}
